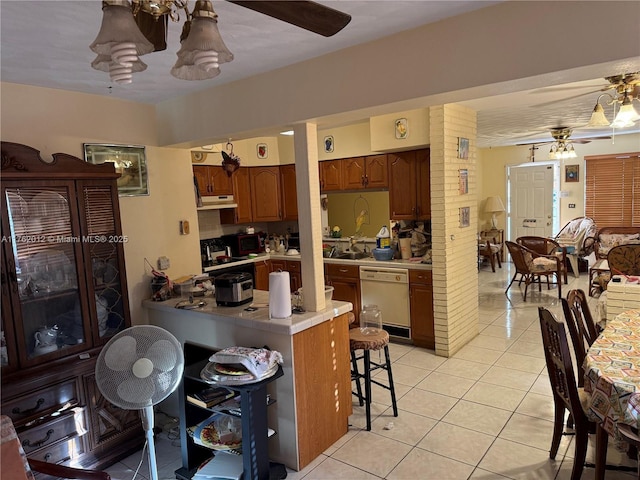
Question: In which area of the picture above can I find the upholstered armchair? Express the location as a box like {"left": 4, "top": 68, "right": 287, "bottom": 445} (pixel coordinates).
{"left": 588, "top": 227, "right": 640, "bottom": 296}
{"left": 516, "top": 236, "right": 568, "bottom": 284}
{"left": 505, "top": 241, "right": 563, "bottom": 301}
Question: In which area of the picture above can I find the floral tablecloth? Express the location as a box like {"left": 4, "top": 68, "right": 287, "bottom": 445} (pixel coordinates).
{"left": 584, "top": 309, "right": 640, "bottom": 447}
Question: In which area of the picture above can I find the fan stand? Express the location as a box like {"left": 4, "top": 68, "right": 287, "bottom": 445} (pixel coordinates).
{"left": 141, "top": 405, "right": 159, "bottom": 480}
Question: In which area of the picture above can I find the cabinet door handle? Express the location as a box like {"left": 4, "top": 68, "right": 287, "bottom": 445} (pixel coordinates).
{"left": 365, "top": 175, "right": 369, "bottom": 186}
{"left": 13, "top": 398, "right": 45, "bottom": 416}
{"left": 23, "top": 429, "right": 54, "bottom": 448}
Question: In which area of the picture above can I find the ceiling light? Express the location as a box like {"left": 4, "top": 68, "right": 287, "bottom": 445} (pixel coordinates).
{"left": 280, "top": 130, "right": 295, "bottom": 136}
{"left": 547, "top": 128, "right": 577, "bottom": 160}
{"left": 90, "top": 0, "right": 233, "bottom": 84}
{"left": 587, "top": 81, "right": 640, "bottom": 129}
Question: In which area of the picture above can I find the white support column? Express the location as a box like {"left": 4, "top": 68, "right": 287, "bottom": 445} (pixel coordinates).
{"left": 293, "top": 123, "right": 325, "bottom": 312}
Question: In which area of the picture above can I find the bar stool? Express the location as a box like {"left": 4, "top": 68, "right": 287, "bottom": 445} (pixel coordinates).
{"left": 349, "top": 326, "right": 398, "bottom": 431}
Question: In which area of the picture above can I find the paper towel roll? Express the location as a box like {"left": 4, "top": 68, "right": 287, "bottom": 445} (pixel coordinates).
{"left": 399, "top": 237, "right": 412, "bottom": 259}
{"left": 269, "top": 271, "right": 292, "bottom": 318}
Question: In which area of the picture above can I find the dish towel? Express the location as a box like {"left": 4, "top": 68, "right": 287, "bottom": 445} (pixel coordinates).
{"left": 209, "top": 347, "right": 283, "bottom": 379}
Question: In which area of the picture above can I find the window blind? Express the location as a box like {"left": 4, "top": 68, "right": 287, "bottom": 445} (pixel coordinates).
{"left": 585, "top": 153, "right": 639, "bottom": 227}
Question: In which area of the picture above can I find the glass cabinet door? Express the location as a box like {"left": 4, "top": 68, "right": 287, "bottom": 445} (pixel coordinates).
{"left": 79, "top": 183, "right": 130, "bottom": 342}
{"left": 2, "top": 183, "right": 89, "bottom": 364}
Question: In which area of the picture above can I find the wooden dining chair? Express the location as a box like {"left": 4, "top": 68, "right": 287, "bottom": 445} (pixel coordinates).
{"left": 538, "top": 307, "right": 605, "bottom": 480}
{"left": 617, "top": 424, "right": 640, "bottom": 480}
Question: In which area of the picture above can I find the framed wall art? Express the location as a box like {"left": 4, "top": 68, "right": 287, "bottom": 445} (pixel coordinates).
{"left": 84, "top": 143, "right": 149, "bottom": 196}
{"left": 257, "top": 143, "right": 268, "bottom": 159}
{"left": 565, "top": 164, "right": 579, "bottom": 182}
{"left": 459, "top": 169, "right": 469, "bottom": 194}
{"left": 395, "top": 118, "right": 408, "bottom": 139}
{"left": 323, "top": 135, "right": 334, "bottom": 153}
{"left": 458, "top": 137, "right": 469, "bottom": 159}
{"left": 459, "top": 206, "right": 470, "bottom": 227}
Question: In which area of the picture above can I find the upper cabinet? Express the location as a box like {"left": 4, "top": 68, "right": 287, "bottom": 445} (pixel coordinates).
{"left": 321, "top": 155, "right": 388, "bottom": 192}
{"left": 250, "top": 166, "right": 282, "bottom": 222}
{"left": 193, "top": 165, "right": 233, "bottom": 196}
{"left": 220, "top": 167, "right": 252, "bottom": 224}
{"left": 388, "top": 148, "right": 430, "bottom": 220}
{"left": 319, "top": 160, "right": 343, "bottom": 192}
{"left": 280, "top": 164, "right": 298, "bottom": 221}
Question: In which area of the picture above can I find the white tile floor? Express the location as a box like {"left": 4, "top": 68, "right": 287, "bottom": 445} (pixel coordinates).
{"left": 106, "top": 262, "right": 638, "bottom": 480}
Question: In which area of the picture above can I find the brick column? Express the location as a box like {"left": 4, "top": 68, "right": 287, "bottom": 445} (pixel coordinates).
{"left": 429, "top": 104, "right": 479, "bottom": 356}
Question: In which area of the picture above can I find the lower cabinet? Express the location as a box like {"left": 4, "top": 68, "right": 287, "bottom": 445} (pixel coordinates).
{"left": 325, "top": 263, "right": 361, "bottom": 325}
{"left": 253, "top": 259, "right": 271, "bottom": 291}
{"left": 270, "top": 259, "right": 301, "bottom": 292}
{"left": 409, "top": 270, "right": 435, "bottom": 349}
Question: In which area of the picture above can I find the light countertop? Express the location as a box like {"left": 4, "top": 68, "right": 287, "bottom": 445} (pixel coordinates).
{"left": 143, "top": 290, "right": 352, "bottom": 335}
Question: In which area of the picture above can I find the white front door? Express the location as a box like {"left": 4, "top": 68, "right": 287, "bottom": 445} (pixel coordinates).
{"left": 508, "top": 163, "right": 556, "bottom": 242}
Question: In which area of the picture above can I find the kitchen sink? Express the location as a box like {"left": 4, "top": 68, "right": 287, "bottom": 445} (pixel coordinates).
{"left": 336, "top": 251, "right": 371, "bottom": 260}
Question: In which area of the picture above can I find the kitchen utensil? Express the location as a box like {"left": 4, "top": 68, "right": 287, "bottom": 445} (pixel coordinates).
{"left": 217, "top": 255, "right": 232, "bottom": 264}
{"left": 34, "top": 325, "right": 59, "bottom": 347}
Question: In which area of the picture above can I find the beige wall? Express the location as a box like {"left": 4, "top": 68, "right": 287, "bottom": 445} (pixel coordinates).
{"left": 477, "top": 134, "right": 640, "bottom": 237}
{"left": 155, "top": 1, "right": 640, "bottom": 147}
{"left": 1, "top": 83, "right": 202, "bottom": 325}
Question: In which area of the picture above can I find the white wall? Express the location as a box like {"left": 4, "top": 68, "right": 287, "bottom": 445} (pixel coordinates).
{"left": 1, "top": 83, "right": 202, "bottom": 325}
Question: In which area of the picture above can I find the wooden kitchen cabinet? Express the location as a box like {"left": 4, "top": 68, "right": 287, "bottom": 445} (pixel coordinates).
{"left": 193, "top": 165, "right": 233, "bottom": 196}
{"left": 270, "top": 259, "right": 301, "bottom": 292}
{"left": 409, "top": 270, "right": 434, "bottom": 349}
{"left": 0, "top": 142, "right": 142, "bottom": 471}
{"left": 319, "top": 160, "right": 342, "bottom": 192}
{"left": 253, "top": 259, "right": 271, "bottom": 290}
{"left": 388, "top": 148, "right": 430, "bottom": 220}
{"left": 343, "top": 155, "right": 388, "bottom": 190}
{"left": 250, "top": 166, "right": 282, "bottom": 222}
{"left": 220, "top": 167, "right": 252, "bottom": 224}
{"left": 280, "top": 164, "right": 298, "bottom": 221}
{"left": 325, "top": 263, "right": 361, "bottom": 324}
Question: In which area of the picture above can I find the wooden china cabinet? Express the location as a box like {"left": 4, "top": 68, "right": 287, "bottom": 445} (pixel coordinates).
{"left": 0, "top": 142, "right": 143, "bottom": 470}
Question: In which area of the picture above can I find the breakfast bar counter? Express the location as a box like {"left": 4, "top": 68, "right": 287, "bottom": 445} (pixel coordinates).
{"left": 144, "top": 291, "right": 353, "bottom": 472}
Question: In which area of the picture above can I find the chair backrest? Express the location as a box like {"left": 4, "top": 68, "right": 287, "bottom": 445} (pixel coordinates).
{"left": 592, "top": 226, "right": 640, "bottom": 259}
{"left": 506, "top": 241, "right": 531, "bottom": 273}
{"left": 561, "top": 297, "right": 589, "bottom": 388}
{"left": 565, "top": 289, "right": 598, "bottom": 345}
{"left": 608, "top": 244, "right": 640, "bottom": 276}
{"left": 538, "top": 307, "right": 586, "bottom": 423}
{"left": 517, "top": 236, "right": 558, "bottom": 255}
{"left": 554, "top": 216, "right": 597, "bottom": 256}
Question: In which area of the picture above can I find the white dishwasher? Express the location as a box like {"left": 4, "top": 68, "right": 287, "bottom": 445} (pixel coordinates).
{"left": 359, "top": 266, "right": 411, "bottom": 339}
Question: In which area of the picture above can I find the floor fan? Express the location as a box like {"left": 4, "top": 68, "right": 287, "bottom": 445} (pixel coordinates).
{"left": 95, "top": 325, "right": 184, "bottom": 480}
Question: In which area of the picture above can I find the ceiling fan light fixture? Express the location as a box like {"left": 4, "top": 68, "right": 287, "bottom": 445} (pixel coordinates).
{"left": 587, "top": 102, "right": 610, "bottom": 127}
{"left": 90, "top": 1, "right": 154, "bottom": 57}
{"left": 611, "top": 95, "right": 639, "bottom": 128}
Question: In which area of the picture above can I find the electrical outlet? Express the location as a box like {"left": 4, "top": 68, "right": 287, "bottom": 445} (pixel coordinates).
{"left": 158, "top": 256, "right": 170, "bottom": 270}
{"left": 568, "top": 203, "right": 576, "bottom": 208}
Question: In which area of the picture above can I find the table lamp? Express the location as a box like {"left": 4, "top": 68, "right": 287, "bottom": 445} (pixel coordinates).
{"left": 485, "top": 196, "right": 505, "bottom": 230}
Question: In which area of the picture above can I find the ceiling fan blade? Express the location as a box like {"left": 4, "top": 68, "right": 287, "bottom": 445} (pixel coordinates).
{"left": 135, "top": 10, "right": 168, "bottom": 52}
{"left": 532, "top": 89, "right": 604, "bottom": 108}
{"left": 228, "top": 1, "right": 351, "bottom": 37}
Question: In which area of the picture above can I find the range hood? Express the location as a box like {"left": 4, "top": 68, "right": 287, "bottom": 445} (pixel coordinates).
{"left": 197, "top": 195, "right": 238, "bottom": 210}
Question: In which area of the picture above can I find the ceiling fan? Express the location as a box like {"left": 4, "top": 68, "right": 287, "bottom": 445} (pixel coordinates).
{"left": 91, "top": 1, "right": 351, "bottom": 83}
{"left": 517, "top": 127, "right": 611, "bottom": 160}
{"left": 134, "top": 0, "right": 352, "bottom": 50}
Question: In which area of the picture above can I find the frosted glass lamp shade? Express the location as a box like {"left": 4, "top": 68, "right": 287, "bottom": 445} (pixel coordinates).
{"left": 587, "top": 103, "right": 610, "bottom": 127}
{"left": 611, "top": 101, "right": 640, "bottom": 128}
{"left": 170, "top": 10, "right": 234, "bottom": 81}
{"left": 90, "top": 2, "right": 154, "bottom": 57}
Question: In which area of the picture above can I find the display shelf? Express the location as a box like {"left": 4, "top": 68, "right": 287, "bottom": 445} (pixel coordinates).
{"left": 178, "top": 342, "right": 285, "bottom": 480}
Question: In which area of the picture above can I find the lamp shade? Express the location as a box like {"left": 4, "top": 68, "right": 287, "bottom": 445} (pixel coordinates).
{"left": 587, "top": 103, "right": 610, "bottom": 127}
{"left": 485, "top": 196, "right": 505, "bottom": 213}
{"left": 90, "top": 1, "right": 154, "bottom": 57}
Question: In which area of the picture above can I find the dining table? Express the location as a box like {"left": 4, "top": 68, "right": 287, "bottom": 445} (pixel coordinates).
{"left": 584, "top": 308, "right": 640, "bottom": 479}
